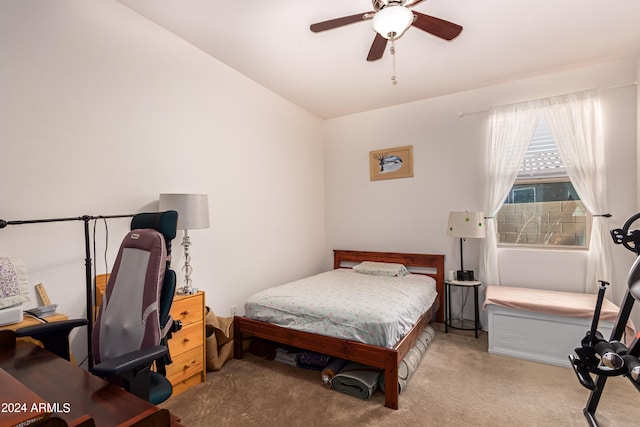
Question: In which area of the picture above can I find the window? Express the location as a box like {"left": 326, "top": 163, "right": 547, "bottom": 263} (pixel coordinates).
{"left": 496, "top": 116, "right": 589, "bottom": 248}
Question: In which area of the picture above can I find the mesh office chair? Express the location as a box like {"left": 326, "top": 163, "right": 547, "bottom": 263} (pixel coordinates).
{"left": 17, "top": 211, "right": 181, "bottom": 405}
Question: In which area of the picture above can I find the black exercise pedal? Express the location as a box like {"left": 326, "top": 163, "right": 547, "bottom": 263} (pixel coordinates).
{"left": 569, "top": 354, "right": 597, "bottom": 391}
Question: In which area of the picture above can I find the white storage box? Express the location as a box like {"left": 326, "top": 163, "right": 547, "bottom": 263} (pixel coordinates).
{"left": 484, "top": 285, "right": 633, "bottom": 368}
{"left": 487, "top": 304, "right": 614, "bottom": 368}
{"left": 0, "top": 303, "right": 23, "bottom": 326}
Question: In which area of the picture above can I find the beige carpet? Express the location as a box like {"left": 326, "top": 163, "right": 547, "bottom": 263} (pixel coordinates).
{"left": 161, "top": 325, "right": 640, "bottom": 426}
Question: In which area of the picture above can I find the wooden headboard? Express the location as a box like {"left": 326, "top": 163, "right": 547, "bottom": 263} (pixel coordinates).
{"left": 333, "top": 250, "right": 445, "bottom": 323}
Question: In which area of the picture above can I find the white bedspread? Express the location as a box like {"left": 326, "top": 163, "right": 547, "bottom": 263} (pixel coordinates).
{"left": 244, "top": 269, "right": 437, "bottom": 348}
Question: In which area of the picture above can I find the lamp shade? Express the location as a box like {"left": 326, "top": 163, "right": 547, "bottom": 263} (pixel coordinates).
{"left": 159, "top": 193, "right": 210, "bottom": 231}
{"left": 447, "top": 211, "right": 486, "bottom": 239}
{"left": 372, "top": 5, "right": 414, "bottom": 39}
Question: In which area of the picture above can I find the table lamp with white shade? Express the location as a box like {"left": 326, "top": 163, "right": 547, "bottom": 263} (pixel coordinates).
{"left": 447, "top": 211, "right": 486, "bottom": 281}
{"left": 159, "top": 193, "right": 210, "bottom": 294}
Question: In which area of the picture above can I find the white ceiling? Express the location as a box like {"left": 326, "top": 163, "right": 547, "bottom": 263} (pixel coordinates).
{"left": 116, "top": 0, "right": 640, "bottom": 119}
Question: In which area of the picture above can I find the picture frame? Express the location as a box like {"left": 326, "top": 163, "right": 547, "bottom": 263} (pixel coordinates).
{"left": 369, "top": 145, "right": 414, "bottom": 181}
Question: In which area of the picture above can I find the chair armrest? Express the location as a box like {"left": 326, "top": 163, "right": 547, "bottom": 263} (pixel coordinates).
{"left": 91, "top": 345, "right": 168, "bottom": 377}
{"left": 15, "top": 319, "right": 88, "bottom": 361}
{"left": 15, "top": 319, "right": 88, "bottom": 338}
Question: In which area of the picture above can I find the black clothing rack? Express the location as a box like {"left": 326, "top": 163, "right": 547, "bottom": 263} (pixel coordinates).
{"left": 0, "top": 213, "right": 134, "bottom": 367}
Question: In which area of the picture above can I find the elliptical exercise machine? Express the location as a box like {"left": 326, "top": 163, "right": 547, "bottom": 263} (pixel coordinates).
{"left": 569, "top": 213, "right": 640, "bottom": 426}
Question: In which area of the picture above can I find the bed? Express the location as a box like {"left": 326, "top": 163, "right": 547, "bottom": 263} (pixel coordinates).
{"left": 233, "top": 250, "right": 445, "bottom": 410}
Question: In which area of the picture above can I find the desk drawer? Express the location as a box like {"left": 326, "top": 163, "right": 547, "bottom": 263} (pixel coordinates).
{"left": 171, "top": 374, "right": 202, "bottom": 397}
{"left": 166, "top": 346, "right": 204, "bottom": 385}
{"left": 171, "top": 296, "right": 204, "bottom": 326}
{"left": 168, "top": 321, "right": 203, "bottom": 355}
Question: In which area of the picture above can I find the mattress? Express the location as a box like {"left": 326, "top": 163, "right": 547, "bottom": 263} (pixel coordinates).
{"left": 244, "top": 268, "right": 437, "bottom": 348}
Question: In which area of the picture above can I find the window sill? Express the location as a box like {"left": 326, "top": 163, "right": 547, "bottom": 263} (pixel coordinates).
{"left": 497, "top": 244, "right": 588, "bottom": 251}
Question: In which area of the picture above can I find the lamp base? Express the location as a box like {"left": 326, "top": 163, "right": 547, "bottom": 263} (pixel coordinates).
{"left": 456, "top": 270, "right": 475, "bottom": 281}
{"left": 177, "top": 286, "right": 197, "bottom": 295}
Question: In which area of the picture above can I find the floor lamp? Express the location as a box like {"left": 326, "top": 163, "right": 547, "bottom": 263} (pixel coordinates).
{"left": 159, "top": 193, "right": 210, "bottom": 295}
{"left": 447, "top": 211, "right": 486, "bottom": 281}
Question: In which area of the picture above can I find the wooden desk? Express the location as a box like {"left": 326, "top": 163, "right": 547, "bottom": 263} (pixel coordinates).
{"left": 0, "top": 337, "right": 182, "bottom": 426}
{"left": 0, "top": 313, "right": 68, "bottom": 331}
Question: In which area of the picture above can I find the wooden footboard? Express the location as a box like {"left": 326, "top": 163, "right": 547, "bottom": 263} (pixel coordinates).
{"left": 233, "top": 250, "right": 444, "bottom": 410}
{"left": 234, "top": 302, "right": 436, "bottom": 409}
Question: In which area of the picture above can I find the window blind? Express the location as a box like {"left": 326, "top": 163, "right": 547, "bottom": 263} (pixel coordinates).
{"left": 518, "top": 115, "right": 566, "bottom": 179}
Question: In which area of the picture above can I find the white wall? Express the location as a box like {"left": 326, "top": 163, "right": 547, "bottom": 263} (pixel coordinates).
{"left": 0, "top": 1, "right": 325, "bottom": 363}
{"left": 1, "top": 1, "right": 638, "bottom": 366}
{"left": 324, "top": 57, "right": 639, "bottom": 328}
{"left": 638, "top": 56, "right": 640, "bottom": 211}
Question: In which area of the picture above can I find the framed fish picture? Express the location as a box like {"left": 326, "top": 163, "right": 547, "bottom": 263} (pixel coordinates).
{"left": 369, "top": 145, "right": 414, "bottom": 181}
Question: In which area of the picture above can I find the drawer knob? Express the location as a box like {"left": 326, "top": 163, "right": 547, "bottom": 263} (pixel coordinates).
{"left": 180, "top": 310, "right": 189, "bottom": 316}
{"left": 183, "top": 338, "right": 190, "bottom": 343}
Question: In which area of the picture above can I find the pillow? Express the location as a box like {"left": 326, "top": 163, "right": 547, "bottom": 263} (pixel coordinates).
{"left": 352, "top": 261, "right": 409, "bottom": 277}
{"left": 0, "top": 257, "right": 30, "bottom": 309}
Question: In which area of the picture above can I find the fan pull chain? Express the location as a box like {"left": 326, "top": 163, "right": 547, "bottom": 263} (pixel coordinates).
{"left": 390, "top": 39, "right": 398, "bottom": 85}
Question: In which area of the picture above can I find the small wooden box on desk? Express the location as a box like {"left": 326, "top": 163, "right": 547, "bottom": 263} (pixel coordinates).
{"left": 166, "top": 291, "right": 206, "bottom": 397}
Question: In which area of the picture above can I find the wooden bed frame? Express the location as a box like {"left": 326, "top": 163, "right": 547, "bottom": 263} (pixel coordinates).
{"left": 233, "top": 250, "right": 445, "bottom": 410}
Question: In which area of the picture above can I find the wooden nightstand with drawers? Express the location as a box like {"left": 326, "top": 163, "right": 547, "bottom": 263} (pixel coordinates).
{"left": 166, "top": 291, "right": 206, "bottom": 397}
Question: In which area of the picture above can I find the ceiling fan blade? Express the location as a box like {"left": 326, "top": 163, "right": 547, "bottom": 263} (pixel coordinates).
{"left": 310, "top": 12, "right": 374, "bottom": 32}
{"left": 405, "top": 0, "right": 427, "bottom": 7}
{"left": 411, "top": 11, "right": 463, "bottom": 40}
{"left": 367, "top": 33, "right": 388, "bottom": 61}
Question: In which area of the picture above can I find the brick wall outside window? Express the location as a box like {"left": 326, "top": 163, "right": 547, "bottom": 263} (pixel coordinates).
{"left": 496, "top": 200, "right": 588, "bottom": 247}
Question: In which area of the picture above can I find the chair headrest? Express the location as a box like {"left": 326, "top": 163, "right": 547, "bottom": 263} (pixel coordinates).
{"left": 130, "top": 211, "right": 178, "bottom": 242}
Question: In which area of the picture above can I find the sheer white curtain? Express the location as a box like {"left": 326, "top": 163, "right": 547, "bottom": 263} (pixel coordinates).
{"left": 480, "top": 101, "right": 541, "bottom": 285}
{"left": 544, "top": 90, "right": 610, "bottom": 292}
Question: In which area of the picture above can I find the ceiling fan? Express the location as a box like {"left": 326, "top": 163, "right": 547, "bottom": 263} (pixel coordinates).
{"left": 310, "top": 0, "right": 463, "bottom": 61}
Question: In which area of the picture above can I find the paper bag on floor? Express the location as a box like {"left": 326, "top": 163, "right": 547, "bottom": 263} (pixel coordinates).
{"left": 205, "top": 307, "right": 234, "bottom": 371}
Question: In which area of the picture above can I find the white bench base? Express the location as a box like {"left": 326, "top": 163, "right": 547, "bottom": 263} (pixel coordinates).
{"left": 487, "top": 304, "right": 614, "bottom": 368}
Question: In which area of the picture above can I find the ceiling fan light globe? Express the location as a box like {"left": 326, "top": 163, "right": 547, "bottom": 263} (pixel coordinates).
{"left": 372, "top": 5, "right": 414, "bottom": 40}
